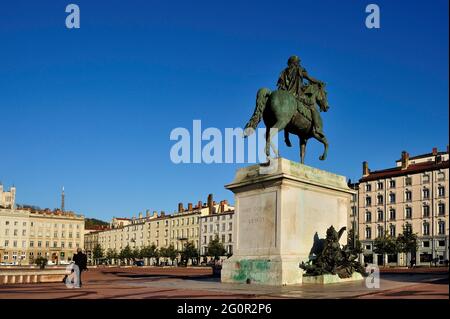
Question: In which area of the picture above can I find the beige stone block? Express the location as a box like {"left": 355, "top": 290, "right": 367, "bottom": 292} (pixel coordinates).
{"left": 302, "top": 272, "right": 364, "bottom": 284}
{"left": 221, "top": 158, "right": 355, "bottom": 286}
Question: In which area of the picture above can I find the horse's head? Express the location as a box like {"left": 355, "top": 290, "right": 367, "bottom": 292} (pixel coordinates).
{"left": 313, "top": 82, "right": 329, "bottom": 112}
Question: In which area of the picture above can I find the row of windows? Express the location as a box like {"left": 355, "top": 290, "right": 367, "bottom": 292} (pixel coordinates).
{"left": 204, "top": 215, "right": 233, "bottom": 222}
{"left": 100, "top": 220, "right": 234, "bottom": 240}
{"left": 3, "top": 229, "right": 80, "bottom": 238}
{"left": 2, "top": 251, "right": 73, "bottom": 260}
{"left": 125, "top": 215, "right": 231, "bottom": 230}
{"left": 172, "top": 217, "right": 200, "bottom": 227}
{"left": 364, "top": 172, "right": 446, "bottom": 192}
{"left": 365, "top": 187, "right": 445, "bottom": 206}
{"left": 202, "top": 234, "right": 233, "bottom": 244}
{"left": 201, "top": 245, "right": 233, "bottom": 255}
{"left": 203, "top": 223, "right": 233, "bottom": 233}
{"left": 102, "top": 238, "right": 175, "bottom": 251}
{"left": 364, "top": 221, "right": 446, "bottom": 239}
{"left": 364, "top": 203, "right": 447, "bottom": 222}
{"left": 363, "top": 240, "right": 448, "bottom": 251}
{"left": 3, "top": 240, "right": 80, "bottom": 249}
{"left": 99, "top": 227, "right": 202, "bottom": 242}
{"left": 3, "top": 221, "right": 82, "bottom": 229}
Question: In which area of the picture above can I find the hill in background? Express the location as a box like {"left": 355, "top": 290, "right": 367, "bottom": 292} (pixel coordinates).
{"left": 85, "top": 218, "right": 109, "bottom": 229}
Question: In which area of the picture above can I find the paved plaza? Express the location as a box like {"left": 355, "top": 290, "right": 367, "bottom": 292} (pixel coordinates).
{"left": 0, "top": 267, "right": 447, "bottom": 299}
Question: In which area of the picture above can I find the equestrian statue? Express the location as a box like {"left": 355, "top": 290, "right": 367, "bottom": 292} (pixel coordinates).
{"left": 243, "top": 55, "right": 330, "bottom": 164}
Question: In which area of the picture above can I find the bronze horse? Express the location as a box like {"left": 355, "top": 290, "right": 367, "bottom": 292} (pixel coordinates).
{"left": 243, "top": 82, "right": 329, "bottom": 164}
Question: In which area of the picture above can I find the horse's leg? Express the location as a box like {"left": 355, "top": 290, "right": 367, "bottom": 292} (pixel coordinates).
{"left": 268, "top": 119, "right": 290, "bottom": 158}
{"left": 312, "top": 132, "right": 328, "bottom": 161}
{"left": 299, "top": 137, "right": 307, "bottom": 164}
{"left": 284, "top": 130, "right": 292, "bottom": 147}
{"left": 265, "top": 126, "right": 271, "bottom": 159}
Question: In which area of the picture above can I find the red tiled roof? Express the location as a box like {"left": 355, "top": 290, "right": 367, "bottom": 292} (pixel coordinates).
{"left": 359, "top": 160, "right": 449, "bottom": 182}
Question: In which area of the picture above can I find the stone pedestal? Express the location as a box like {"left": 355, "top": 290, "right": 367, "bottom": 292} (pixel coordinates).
{"left": 221, "top": 158, "right": 355, "bottom": 286}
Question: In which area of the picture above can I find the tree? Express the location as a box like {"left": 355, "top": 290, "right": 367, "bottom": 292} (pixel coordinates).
{"left": 346, "top": 228, "right": 363, "bottom": 255}
{"left": 159, "top": 247, "right": 167, "bottom": 265}
{"left": 180, "top": 241, "right": 199, "bottom": 266}
{"left": 397, "top": 225, "right": 418, "bottom": 266}
{"left": 119, "top": 245, "right": 132, "bottom": 265}
{"left": 35, "top": 256, "right": 48, "bottom": 269}
{"left": 161, "top": 244, "right": 177, "bottom": 265}
{"left": 131, "top": 247, "right": 142, "bottom": 260}
{"left": 106, "top": 248, "right": 118, "bottom": 265}
{"left": 373, "top": 235, "right": 398, "bottom": 267}
{"left": 206, "top": 236, "right": 226, "bottom": 260}
{"left": 141, "top": 244, "right": 159, "bottom": 265}
{"left": 93, "top": 244, "right": 104, "bottom": 265}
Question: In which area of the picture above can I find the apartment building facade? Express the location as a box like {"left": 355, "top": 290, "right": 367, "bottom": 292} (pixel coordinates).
{"left": 199, "top": 209, "right": 234, "bottom": 256}
{"left": 86, "top": 194, "right": 235, "bottom": 262}
{"left": 0, "top": 208, "right": 85, "bottom": 265}
{"left": 350, "top": 147, "right": 449, "bottom": 266}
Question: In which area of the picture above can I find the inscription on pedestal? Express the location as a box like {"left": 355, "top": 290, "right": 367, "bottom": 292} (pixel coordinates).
{"left": 238, "top": 191, "right": 277, "bottom": 252}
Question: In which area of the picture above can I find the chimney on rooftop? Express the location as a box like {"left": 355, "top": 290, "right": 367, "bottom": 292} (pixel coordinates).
{"left": 188, "top": 203, "right": 193, "bottom": 211}
{"left": 198, "top": 200, "right": 202, "bottom": 208}
{"left": 146, "top": 210, "right": 150, "bottom": 217}
{"left": 401, "top": 151, "right": 410, "bottom": 170}
{"left": 220, "top": 201, "right": 225, "bottom": 212}
{"left": 432, "top": 147, "right": 438, "bottom": 155}
{"left": 160, "top": 211, "right": 165, "bottom": 217}
{"left": 178, "top": 203, "right": 184, "bottom": 213}
{"left": 139, "top": 212, "right": 143, "bottom": 219}
{"left": 362, "top": 161, "right": 369, "bottom": 176}
{"left": 208, "top": 194, "right": 213, "bottom": 214}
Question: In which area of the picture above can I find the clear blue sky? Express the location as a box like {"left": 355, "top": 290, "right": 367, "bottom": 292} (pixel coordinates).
{"left": 0, "top": 0, "right": 448, "bottom": 221}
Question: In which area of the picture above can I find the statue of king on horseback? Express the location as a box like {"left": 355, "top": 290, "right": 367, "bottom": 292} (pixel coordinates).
{"left": 243, "top": 55, "right": 329, "bottom": 164}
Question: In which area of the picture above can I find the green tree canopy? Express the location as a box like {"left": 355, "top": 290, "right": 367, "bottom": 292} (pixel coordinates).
{"left": 93, "top": 244, "right": 104, "bottom": 261}
{"left": 119, "top": 245, "right": 132, "bottom": 261}
{"left": 35, "top": 256, "right": 48, "bottom": 269}
{"left": 397, "top": 225, "right": 418, "bottom": 254}
{"left": 346, "top": 228, "right": 363, "bottom": 254}
{"left": 180, "top": 241, "right": 199, "bottom": 266}
{"left": 131, "top": 247, "right": 142, "bottom": 259}
{"left": 141, "top": 244, "right": 159, "bottom": 260}
{"left": 106, "top": 248, "right": 118, "bottom": 261}
{"left": 206, "top": 236, "right": 226, "bottom": 260}
{"left": 161, "top": 244, "right": 177, "bottom": 262}
{"left": 84, "top": 218, "right": 108, "bottom": 229}
{"left": 373, "top": 235, "right": 398, "bottom": 256}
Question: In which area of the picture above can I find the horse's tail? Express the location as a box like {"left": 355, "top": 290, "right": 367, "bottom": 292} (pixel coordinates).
{"left": 243, "top": 88, "right": 271, "bottom": 137}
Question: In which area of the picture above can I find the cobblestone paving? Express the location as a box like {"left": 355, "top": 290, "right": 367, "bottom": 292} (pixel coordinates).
{"left": 0, "top": 267, "right": 447, "bottom": 299}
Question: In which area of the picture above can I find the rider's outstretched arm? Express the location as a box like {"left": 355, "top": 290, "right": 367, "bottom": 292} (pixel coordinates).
{"left": 302, "top": 69, "right": 320, "bottom": 84}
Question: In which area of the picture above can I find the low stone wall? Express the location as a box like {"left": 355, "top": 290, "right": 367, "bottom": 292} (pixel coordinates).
{"left": 0, "top": 269, "right": 67, "bottom": 285}
{"left": 302, "top": 272, "right": 364, "bottom": 284}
